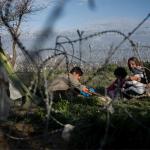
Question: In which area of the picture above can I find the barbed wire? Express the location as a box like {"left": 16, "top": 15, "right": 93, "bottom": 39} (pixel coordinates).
{"left": 0, "top": 0, "right": 150, "bottom": 148}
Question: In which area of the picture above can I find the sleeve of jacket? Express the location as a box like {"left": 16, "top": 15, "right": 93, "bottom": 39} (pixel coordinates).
{"left": 67, "top": 74, "right": 86, "bottom": 91}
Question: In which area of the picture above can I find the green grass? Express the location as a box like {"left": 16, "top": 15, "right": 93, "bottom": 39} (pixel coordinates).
{"left": 52, "top": 98, "right": 150, "bottom": 149}
{"left": 8, "top": 63, "right": 150, "bottom": 149}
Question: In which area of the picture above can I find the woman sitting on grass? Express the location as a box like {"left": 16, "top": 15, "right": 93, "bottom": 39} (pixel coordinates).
{"left": 122, "top": 57, "right": 146, "bottom": 98}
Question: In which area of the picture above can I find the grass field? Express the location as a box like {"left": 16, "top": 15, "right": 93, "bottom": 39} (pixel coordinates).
{"left": 1, "top": 64, "right": 150, "bottom": 149}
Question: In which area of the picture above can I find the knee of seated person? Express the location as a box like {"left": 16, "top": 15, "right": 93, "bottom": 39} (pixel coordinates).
{"left": 126, "top": 90, "right": 142, "bottom": 96}
{"left": 52, "top": 91, "right": 66, "bottom": 101}
{"left": 52, "top": 90, "right": 69, "bottom": 101}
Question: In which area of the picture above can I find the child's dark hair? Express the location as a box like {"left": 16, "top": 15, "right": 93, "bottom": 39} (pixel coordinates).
{"left": 114, "top": 67, "right": 127, "bottom": 78}
{"left": 70, "top": 67, "right": 83, "bottom": 76}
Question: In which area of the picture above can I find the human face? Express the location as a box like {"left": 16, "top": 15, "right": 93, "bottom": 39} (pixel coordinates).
{"left": 128, "top": 60, "right": 137, "bottom": 69}
{"left": 72, "top": 72, "right": 81, "bottom": 81}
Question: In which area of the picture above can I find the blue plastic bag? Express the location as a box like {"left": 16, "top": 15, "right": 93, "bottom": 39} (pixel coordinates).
{"left": 80, "top": 87, "right": 96, "bottom": 97}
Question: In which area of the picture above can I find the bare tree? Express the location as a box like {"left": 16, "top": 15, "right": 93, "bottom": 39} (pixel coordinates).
{"left": 0, "top": 0, "right": 46, "bottom": 66}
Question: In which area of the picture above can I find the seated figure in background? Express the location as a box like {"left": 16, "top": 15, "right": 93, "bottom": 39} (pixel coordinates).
{"left": 48, "top": 66, "right": 92, "bottom": 100}
{"left": 106, "top": 67, "right": 127, "bottom": 100}
{"left": 122, "top": 57, "right": 146, "bottom": 98}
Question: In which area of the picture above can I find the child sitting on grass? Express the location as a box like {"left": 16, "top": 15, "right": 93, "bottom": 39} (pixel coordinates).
{"left": 106, "top": 67, "right": 127, "bottom": 100}
{"left": 48, "top": 66, "right": 93, "bottom": 100}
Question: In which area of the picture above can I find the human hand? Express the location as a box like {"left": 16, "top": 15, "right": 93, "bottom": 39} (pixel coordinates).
{"left": 82, "top": 87, "right": 91, "bottom": 94}
{"left": 125, "top": 75, "right": 130, "bottom": 80}
{"left": 83, "top": 87, "right": 97, "bottom": 95}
